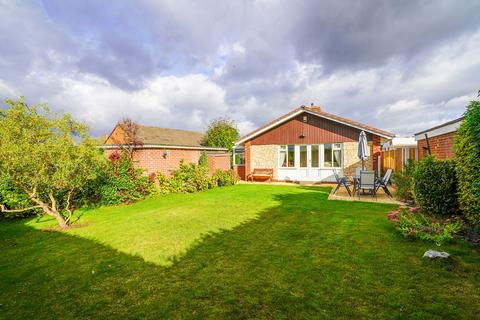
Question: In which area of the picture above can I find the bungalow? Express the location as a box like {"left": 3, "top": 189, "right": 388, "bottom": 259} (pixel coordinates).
{"left": 102, "top": 123, "right": 230, "bottom": 175}
{"left": 414, "top": 117, "right": 464, "bottom": 160}
{"left": 233, "top": 105, "right": 395, "bottom": 182}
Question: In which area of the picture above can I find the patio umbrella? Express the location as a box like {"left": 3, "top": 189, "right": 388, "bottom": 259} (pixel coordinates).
{"left": 358, "top": 130, "right": 370, "bottom": 170}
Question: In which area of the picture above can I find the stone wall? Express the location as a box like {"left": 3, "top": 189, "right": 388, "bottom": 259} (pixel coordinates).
{"left": 250, "top": 145, "right": 278, "bottom": 179}
{"left": 343, "top": 141, "right": 373, "bottom": 177}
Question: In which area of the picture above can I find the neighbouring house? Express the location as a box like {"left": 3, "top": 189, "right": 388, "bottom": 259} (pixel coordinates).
{"left": 414, "top": 117, "right": 464, "bottom": 161}
{"left": 233, "top": 105, "right": 395, "bottom": 182}
{"left": 381, "top": 137, "right": 417, "bottom": 172}
{"left": 102, "top": 123, "right": 230, "bottom": 175}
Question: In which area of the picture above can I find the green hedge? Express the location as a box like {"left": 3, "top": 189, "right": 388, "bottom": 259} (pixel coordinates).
{"left": 392, "top": 159, "right": 416, "bottom": 202}
{"left": 412, "top": 156, "right": 459, "bottom": 216}
{"left": 455, "top": 100, "right": 480, "bottom": 225}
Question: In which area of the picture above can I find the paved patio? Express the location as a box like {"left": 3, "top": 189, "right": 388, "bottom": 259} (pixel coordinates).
{"left": 238, "top": 181, "right": 402, "bottom": 205}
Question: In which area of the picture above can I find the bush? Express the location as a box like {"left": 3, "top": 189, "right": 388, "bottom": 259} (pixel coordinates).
{"left": 163, "top": 161, "right": 215, "bottom": 193}
{"left": 99, "top": 152, "right": 156, "bottom": 205}
{"left": 198, "top": 151, "right": 209, "bottom": 167}
{"left": 412, "top": 156, "right": 459, "bottom": 216}
{"left": 0, "top": 173, "right": 39, "bottom": 218}
{"left": 387, "top": 207, "right": 462, "bottom": 246}
{"left": 455, "top": 100, "right": 480, "bottom": 225}
{"left": 212, "top": 169, "right": 238, "bottom": 187}
{"left": 392, "top": 160, "right": 416, "bottom": 202}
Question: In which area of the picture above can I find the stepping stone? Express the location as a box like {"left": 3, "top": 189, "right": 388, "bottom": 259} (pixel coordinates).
{"left": 423, "top": 250, "right": 450, "bottom": 259}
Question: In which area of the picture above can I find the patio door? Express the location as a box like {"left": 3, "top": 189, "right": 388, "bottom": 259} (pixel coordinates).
{"left": 277, "top": 144, "right": 344, "bottom": 182}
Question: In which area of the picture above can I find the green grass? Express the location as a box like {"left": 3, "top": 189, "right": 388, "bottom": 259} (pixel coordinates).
{"left": 1, "top": 184, "right": 479, "bottom": 319}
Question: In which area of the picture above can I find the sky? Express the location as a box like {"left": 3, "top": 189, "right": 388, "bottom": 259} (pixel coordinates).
{"left": 1, "top": 0, "right": 479, "bottom": 137}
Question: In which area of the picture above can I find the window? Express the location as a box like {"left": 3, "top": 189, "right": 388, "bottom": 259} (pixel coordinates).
{"left": 280, "top": 145, "right": 295, "bottom": 167}
{"left": 287, "top": 145, "right": 295, "bottom": 167}
{"left": 311, "top": 145, "right": 319, "bottom": 167}
{"left": 324, "top": 144, "right": 333, "bottom": 167}
{"left": 299, "top": 145, "right": 307, "bottom": 167}
{"left": 323, "top": 143, "right": 342, "bottom": 168}
{"left": 234, "top": 149, "right": 245, "bottom": 165}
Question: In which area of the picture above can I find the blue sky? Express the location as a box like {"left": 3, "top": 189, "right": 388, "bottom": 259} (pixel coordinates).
{"left": 1, "top": 0, "right": 479, "bottom": 136}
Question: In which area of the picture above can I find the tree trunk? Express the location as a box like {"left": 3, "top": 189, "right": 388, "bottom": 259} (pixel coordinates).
{"left": 29, "top": 193, "right": 68, "bottom": 229}
{"left": 48, "top": 209, "right": 68, "bottom": 229}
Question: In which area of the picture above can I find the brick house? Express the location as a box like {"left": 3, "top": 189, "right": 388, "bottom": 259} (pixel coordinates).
{"left": 414, "top": 117, "right": 464, "bottom": 161}
{"left": 233, "top": 105, "right": 395, "bottom": 182}
{"left": 103, "top": 123, "right": 230, "bottom": 175}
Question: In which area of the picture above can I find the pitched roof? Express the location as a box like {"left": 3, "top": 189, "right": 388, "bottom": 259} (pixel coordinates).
{"left": 105, "top": 123, "right": 228, "bottom": 150}
{"left": 236, "top": 106, "right": 395, "bottom": 144}
{"left": 133, "top": 125, "right": 204, "bottom": 147}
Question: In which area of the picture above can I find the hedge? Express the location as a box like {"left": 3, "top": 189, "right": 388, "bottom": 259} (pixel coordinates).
{"left": 412, "top": 156, "right": 459, "bottom": 216}
{"left": 455, "top": 100, "right": 480, "bottom": 225}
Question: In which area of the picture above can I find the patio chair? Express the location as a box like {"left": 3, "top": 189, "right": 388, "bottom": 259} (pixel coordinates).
{"left": 376, "top": 168, "right": 393, "bottom": 198}
{"left": 358, "top": 170, "right": 376, "bottom": 200}
{"left": 333, "top": 169, "right": 352, "bottom": 196}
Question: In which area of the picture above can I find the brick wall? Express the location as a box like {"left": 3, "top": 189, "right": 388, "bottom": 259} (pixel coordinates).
{"left": 104, "top": 148, "right": 231, "bottom": 176}
{"left": 207, "top": 154, "right": 231, "bottom": 174}
{"left": 417, "top": 132, "right": 456, "bottom": 160}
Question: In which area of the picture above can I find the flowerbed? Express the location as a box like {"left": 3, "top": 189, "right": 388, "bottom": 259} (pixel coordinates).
{"left": 387, "top": 207, "right": 462, "bottom": 246}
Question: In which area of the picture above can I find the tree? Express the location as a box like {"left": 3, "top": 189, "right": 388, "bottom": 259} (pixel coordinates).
{"left": 0, "top": 98, "right": 105, "bottom": 228}
{"left": 110, "top": 118, "right": 144, "bottom": 161}
{"left": 202, "top": 117, "right": 239, "bottom": 151}
{"left": 455, "top": 99, "right": 480, "bottom": 225}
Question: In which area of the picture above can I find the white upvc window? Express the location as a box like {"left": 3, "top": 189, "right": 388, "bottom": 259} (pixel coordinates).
{"left": 279, "top": 145, "right": 295, "bottom": 168}
{"left": 279, "top": 143, "right": 343, "bottom": 168}
{"left": 323, "top": 143, "right": 343, "bottom": 168}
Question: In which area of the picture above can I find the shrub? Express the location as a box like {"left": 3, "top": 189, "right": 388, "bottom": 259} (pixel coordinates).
{"left": 99, "top": 152, "right": 155, "bottom": 205}
{"left": 198, "top": 151, "right": 209, "bottom": 167}
{"left": 455, "top": 100, "right": 480, "bottom": 225}
{"left": 392, "top": 160, "right": 416, "bottom": 202}
{"left": 169, "top": 161, "right": 215, "bottom": 193}
{"left": 412, "top": 156, "right": 459, "bottom": 216}
{"left": 387, "top": 207, "right": 462, "bottom": 246}
{"left": 212, "top": 169, "right": 238, "bottom": 187}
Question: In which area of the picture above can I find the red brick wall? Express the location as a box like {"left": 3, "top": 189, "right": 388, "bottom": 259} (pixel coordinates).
{"left": 372, "top": 135, "right": 381, "bottom": 173}
{"left": 207, "top": 154, "right": 231, "bottom": 174}
{"left": 244, "top": 141, "right": 251, "bottom": 178}
{"left": 105, "top": 148, "right": 231, "bottom": 176}
{"left": 234, "top": 166, "right": 246, "bottom": 180}
{"left": 417, "top": 132, "right": 456, "bottom": 160}
{"left": 105, "top": 148, "right": 201, "bottom": 175}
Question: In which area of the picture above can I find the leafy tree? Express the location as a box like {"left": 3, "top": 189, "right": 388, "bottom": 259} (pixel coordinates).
{"left": 455, "top": 99, "right": 480, "bottom": 225}
{"left": 202, "top": 117, "right": 239, "bottom": 151}
{"left": 0, "top": 98, "right": 105, "bottom": 228}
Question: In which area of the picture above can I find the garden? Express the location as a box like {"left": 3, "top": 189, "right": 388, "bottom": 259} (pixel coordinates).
{"left": 1, "top": 98, "right": 479, "bottom": 319}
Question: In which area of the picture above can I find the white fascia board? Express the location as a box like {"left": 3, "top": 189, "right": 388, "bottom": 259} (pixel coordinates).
{"left": 236, "top": 109, "right": 393, "bottom": 144}
{"left": 99, "top": 144, "right": 227, "bottom": 151}
{"left": 414, "top": 121, "right": 462, "bottom": 141}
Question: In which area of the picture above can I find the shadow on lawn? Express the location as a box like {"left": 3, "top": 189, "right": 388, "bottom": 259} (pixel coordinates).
{"left": 1, "top": 188, "right": 478, "bottom": 319}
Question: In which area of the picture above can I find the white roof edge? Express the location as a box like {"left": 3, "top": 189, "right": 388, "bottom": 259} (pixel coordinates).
{"left": 236, "top": 109, "right": 394, "bottom": 144}
{"left": 414, "top": 121, "right": 462, "bottom": 141}
{"left": 99, "top": 144, "right": 228, "bottom": 151}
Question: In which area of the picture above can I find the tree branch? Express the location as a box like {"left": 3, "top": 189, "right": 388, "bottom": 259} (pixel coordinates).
{"left": 64, "top": 190, "right": 74, "bottom": 225}
{"left": 0, "top": 204, "right": 42, "bottom": 213}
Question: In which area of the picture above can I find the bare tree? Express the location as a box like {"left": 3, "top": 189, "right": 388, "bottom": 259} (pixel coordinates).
{"left": 111, "top": 118, "right": 144, "bottom": 160}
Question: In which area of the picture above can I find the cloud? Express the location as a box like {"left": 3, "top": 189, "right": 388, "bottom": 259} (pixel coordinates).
{"left": 43, "top": 73, "right": 229, "bottom": 135}
{"left": 0, "top": 0, "right": 479, "bottom": 138}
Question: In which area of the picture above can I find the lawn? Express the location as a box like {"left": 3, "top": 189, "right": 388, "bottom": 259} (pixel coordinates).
{"left": 1, "top": 184, "right": 479, "bottom": 319}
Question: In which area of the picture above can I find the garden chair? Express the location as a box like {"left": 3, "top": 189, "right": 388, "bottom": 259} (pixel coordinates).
{"left": 376, "top": 169, "right": 393, "bottom": 198}
{"left": 358, "top": 170, "right": 377, "bottom": 200}
{"left": 333, "top": 169, "right": 352, "bottom": 196}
